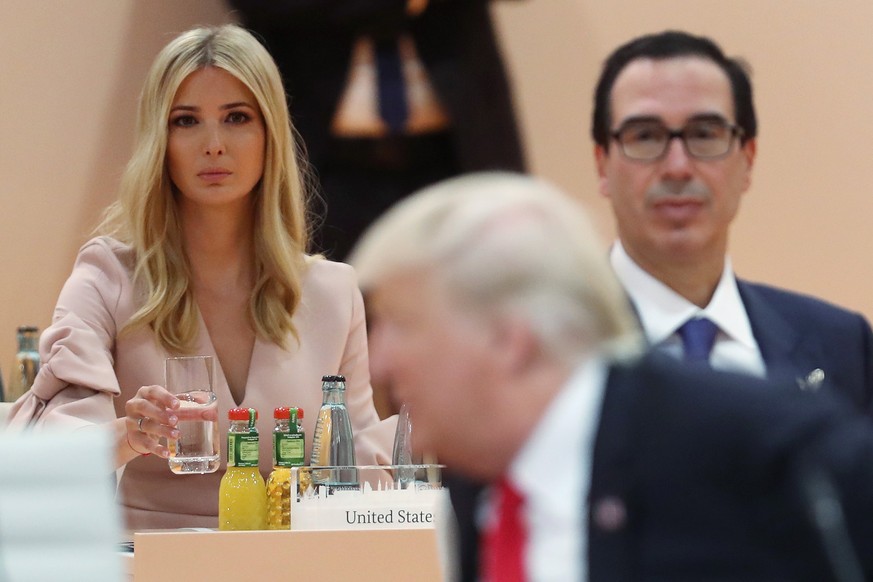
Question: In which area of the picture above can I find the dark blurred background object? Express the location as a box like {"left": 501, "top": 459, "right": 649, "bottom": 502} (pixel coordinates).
{"left": 228, "top": 0, "right": 527, "bottom": 261}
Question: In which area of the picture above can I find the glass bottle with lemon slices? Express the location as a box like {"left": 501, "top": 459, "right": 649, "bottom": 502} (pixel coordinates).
{"left": 266, "top": 406, "right": 305, "bottom": 529}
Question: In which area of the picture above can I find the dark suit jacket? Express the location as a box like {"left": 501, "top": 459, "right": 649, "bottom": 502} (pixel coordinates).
{"left": 737, "top": 279, "right": 873, "bottom": 416}
{"left": 451, "top": 355, "right": 873, "bottom": 581}
{"left": 227, "top": 0, "right": 526, "bottom": 174}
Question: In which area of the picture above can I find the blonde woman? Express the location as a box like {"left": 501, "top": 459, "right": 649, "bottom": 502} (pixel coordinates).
{"left": 8, "top": 24, "right": 394, "bottom": 529}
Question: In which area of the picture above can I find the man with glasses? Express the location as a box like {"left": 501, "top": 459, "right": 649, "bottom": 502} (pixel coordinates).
{"left": 594, "top": 30, "right": 873, "bottom": 415}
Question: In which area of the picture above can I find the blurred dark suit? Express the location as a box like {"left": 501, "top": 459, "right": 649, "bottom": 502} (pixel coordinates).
{"left": 229, "top": 0, "right": 526, "bottom": 259}
{"left": 451, "top": 354, "right": 873, "bottom": 581}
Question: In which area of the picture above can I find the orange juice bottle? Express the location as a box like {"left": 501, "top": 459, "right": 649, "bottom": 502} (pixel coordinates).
{"left": 266, "top": 407, "right": 305, "bottom": 529}
{"left": 218, "top": 407, "right": 267, "bottom": 530}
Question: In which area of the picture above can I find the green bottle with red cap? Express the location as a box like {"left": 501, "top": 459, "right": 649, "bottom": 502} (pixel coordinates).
{"left": 218, "top": 407, "right": 267, "bottom": 530}
{"left": 266, "top": 406, "right": 305, "bottom": 529}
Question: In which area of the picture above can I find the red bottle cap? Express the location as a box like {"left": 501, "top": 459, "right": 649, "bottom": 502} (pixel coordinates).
{"left": 228, "top": 407, "right": 257, "bottom": 421}
{"left": 274, "top": 407, "right": 291, "bottom": 419}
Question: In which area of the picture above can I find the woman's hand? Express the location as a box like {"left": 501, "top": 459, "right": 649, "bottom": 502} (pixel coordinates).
{"left": 124, "top": 385, "right": 181, "bottom": 458}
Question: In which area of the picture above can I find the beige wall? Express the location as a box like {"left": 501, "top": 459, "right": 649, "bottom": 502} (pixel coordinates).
{"left": 2, "top": 0, "right": 873, "bottom": 371}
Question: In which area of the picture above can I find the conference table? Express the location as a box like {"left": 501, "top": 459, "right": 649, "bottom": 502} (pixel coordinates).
{"left": 125, "top": 527, "right": 447, "bottom": 581}
{"left": 0, "top": 405, "right": 451, "bottom": 582}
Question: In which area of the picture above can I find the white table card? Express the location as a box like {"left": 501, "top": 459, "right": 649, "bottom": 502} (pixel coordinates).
{"left": 291, "top": 465, "right": 448, "bottom": 531}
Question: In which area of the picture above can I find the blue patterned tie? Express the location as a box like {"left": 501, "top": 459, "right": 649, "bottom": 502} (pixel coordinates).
{"left": 374, "top": 37, "right": 408, "bottom": 133}
{"left": 677, "top": 318, "right": 719, "bottom": 363}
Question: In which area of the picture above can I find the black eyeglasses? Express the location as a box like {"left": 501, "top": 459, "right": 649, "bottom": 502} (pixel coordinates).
{"left": 610, "top": 118, "right": 745, "bottom": 161}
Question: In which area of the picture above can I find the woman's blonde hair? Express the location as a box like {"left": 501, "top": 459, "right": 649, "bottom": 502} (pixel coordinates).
{"left": 97, "top": 24, "right": 313, "bottom": 352}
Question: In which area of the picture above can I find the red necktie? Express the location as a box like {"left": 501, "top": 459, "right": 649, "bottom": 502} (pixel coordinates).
{"left": 482, "top": 478, "right": 527, "bottom": 582}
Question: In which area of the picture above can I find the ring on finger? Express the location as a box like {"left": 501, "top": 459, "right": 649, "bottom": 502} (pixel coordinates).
{"left": 137, "top": 417, "right": 148, "bottom": 433}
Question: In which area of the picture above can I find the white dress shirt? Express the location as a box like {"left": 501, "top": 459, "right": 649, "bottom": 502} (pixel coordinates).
{"left": 499, "top": 356, "right": 608, "bottom": 582}
{"left": 610, "top": 241, "right": 766, "bottom": 377}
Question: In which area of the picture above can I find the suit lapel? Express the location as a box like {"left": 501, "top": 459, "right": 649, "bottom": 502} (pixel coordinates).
{"left": 736, "top": 280, "right": 799, "bottom": 366}
{"left": 737, "top": 280, "right": 826, "bottom": 390}
{"left": 588, "top": 361, "right": 640, "bottom": 582}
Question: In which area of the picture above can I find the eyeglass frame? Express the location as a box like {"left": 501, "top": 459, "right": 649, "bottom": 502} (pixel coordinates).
{"left": 609, "top": 115, "right": 746, "bottom": 162}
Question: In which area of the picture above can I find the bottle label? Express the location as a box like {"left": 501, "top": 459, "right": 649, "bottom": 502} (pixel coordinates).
{"left": 310, "top": 407, "right": 331, "bottom": 466}
{"left": 274, "top": 432, "right": 305, "bottom": 467}
{"left": 228, "top": 433, "right": 260, "bottom": 467}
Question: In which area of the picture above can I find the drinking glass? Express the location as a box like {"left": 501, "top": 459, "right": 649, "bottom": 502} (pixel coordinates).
{"left": 164, "top": 355, "right": 220, "bottom": 474}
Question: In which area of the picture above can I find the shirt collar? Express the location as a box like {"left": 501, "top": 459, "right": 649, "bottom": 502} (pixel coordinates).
{"left": 508, "top": 355, "right": 607, "bottom": 498}
{"left": 610, "top": 240, "right": 757, "bottom": 349}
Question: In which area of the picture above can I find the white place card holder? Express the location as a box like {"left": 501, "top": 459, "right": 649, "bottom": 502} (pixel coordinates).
{"left": 291, "top": 464, "right": 449, "bottom": 531}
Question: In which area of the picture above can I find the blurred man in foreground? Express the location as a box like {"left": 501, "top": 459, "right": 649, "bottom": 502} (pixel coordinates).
{"left": 350, "top": 172, "right": 873, "bottom": 582}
